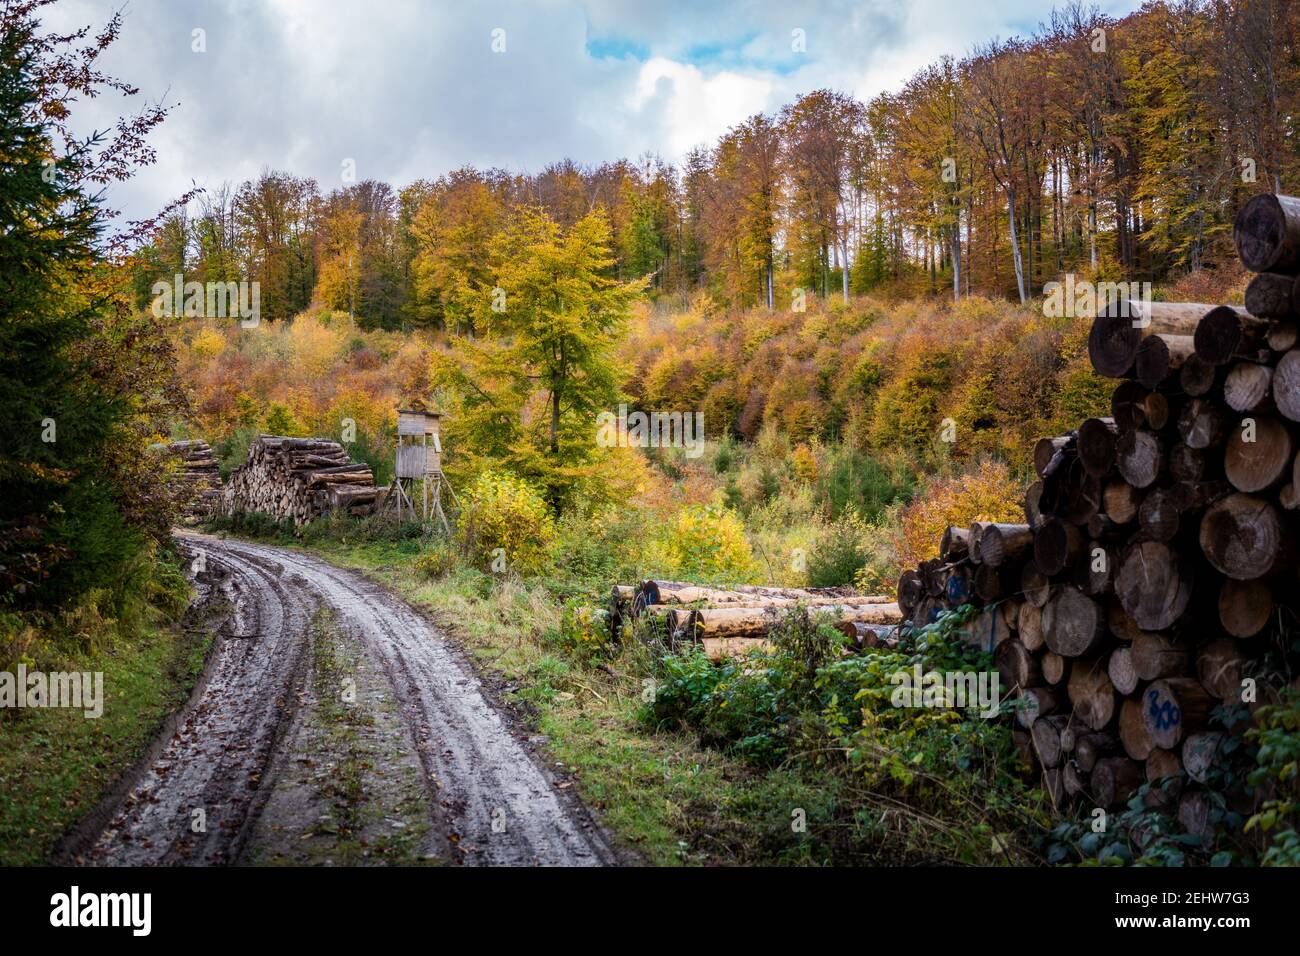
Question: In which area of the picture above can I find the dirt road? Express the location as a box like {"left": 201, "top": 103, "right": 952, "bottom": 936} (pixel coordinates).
{"left": 73, "top": 533, "right": 615, "bottom": 867}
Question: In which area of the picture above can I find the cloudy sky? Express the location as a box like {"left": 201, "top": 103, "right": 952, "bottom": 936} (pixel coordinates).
{"left": 45, "top": 0, "right": 1143, "bottom": 221}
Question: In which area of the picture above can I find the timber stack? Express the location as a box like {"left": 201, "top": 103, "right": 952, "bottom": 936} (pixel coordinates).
{"left": 163, "top": 439, "right": 223, "bottom": 523}
{"left": 608, "top": 579, "right": 902, "bottom": 660}
{"left": 894, "top": 193, "right": 1300, "bottom": 827}
{"left": 220, "top": 435, "right": 380, "bottom": 527}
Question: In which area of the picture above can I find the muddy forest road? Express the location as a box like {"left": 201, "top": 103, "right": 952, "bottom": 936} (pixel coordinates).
{"left": 69, "top": 532, "right": 616, "bottom": 867}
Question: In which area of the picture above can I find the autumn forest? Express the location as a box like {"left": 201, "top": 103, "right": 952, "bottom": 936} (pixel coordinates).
{"left": 6, "top": 0, "right": 1300, "bottom": 879}
{"left": 135, "top": 0, "right": 1298, "bottom": 328}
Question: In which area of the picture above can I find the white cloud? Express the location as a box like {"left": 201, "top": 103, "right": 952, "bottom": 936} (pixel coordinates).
{"left": 626, "top": 58, "right": 775, "bottom": 156}
{"left": 36, "top": 0, "right": 1146, "bottom": 221}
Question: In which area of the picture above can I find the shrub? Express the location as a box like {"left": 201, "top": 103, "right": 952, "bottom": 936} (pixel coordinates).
{"left": 190, "top": 326, "right": 226, "bottom": 359}
{"left": 806, "top": 509, "right": 871, "bottom": 588}
{"left": 413, "top": 541, "right": 459, "bottom": 579}
{"left": 851, "top": 519, "right": 899, "bottom": 593}
{"left": 456, "top": 471, "right": 556, "bottom": 576}
{"left": 655, "top": 503, "right": 757, "bottom": 582}
{"left": 895, "top": 459, "right": 1024, "bottom": 569}
{"left": 642, "top": 643, "right": 790, "bottom": 763}
{"left": 867, "top": 348, "right": 956, "bottom": 451}
{"left": 1045, "top": 323, "right": 1113, "bottom": 436}
{"left": 790, "top": 443, "right": 819, "bottom": 483}
{"left": 549, "top": 597, "right": 615, "bottom": 660}
{"left": 1247, "top": 688, "right": 1300, "bottom": 866}
{"left": 769, "top": 605, "right": 847, "bottom": 691}
{"left": 820, "top": 445, "right": 916, "bottom": 520}
{"left": 212, "top": 426, "right": 259, "bottom": 479}
{"left": 262, "top": 401, "right": 305, "bottom": 437}
{"left": 207, "top": 510, "right": 295, "bottom": 539}
{"left": 340, "top": 428, "right": 394, "bottom": 488}
{"left": 712, "top": 436, "right": 737, "bottom": 474}
{"left": 550, "top": 507, "right": 651, "bottom": 587}
{"left": 641, "top": 646, "right": 725, "bottom": 729}
{"left": 0, "top": 612, "right": 44, "bottom": 672}
{"left": 296, "top": 512, "right": 424, "bottom": 545}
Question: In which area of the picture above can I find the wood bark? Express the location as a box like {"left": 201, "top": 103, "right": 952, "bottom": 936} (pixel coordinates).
{"left": 1088, "top": 302, "right": 1215, "bottom": 378}
{"left": 1193, "top": 306, "right": 1269, "bottom": 365}
{"left": 1234, "top": 192, "right": 1300, "bottom": 273}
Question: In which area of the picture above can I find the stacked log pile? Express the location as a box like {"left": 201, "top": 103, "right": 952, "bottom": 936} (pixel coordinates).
{"left": 895, "top": 194, "right": 1300, "bottom": 821}
{"left": 219, "top": 435, "right": 380, "bottom": 527}
{"left": 609, "top": 579, "right": 902, "bottom": 660}
{"left": 165, "top": 439, "right": 223, "bottom": 523}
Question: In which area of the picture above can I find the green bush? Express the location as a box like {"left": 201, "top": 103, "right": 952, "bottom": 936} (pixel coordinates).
{"left": 1247, "top": 689, "right": 1300, "bottom": 866}
{"left": 341, "top": 428, "right": 394, "bottom": 488}
{"left": 549, "top": 507, "right": 650, "bottom": 588}
{"left": 806, "top": 510, "right": 871, "bottom": 588}
{"left": 820, "top": 445, "right": 916, "bottom": 520}
{"left": 455, "top": 471, "right": 556, "bottom": 576}
{"left": 713, "top": 436, "right": 737, "bottom": 474}
{"left": 295, "top": 512, "right": 425, "bottom": 545}
{"left": 213, "top": 426, "right": 260, "bottom": 479}
{"left": 641, "top": 646, "right": 724, "bottom": 728}
{"left": 641, "top": 645, "right": 789, "bottom": 762}
{"left": 653, "top": 503, "right": 757, "bottom": 581}
{"left": 205, "top": 510, "right": 295, "bottom": 540}
{"left": 262, "top": 402, "right": 304, "bottom": 437}
{"left": 641, "top": 604, "right": 1044, "bottom": 863}
{"left": 413, "top": 541, "right": 459, "bottom": 579}
{"left": 547, "top": 597, "right": 615, "bottom": 661}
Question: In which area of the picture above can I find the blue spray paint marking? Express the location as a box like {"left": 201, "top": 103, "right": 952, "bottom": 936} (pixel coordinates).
{"left": 946, "top": 575, "right": 968, "bottom": 604}
{"left": 1147, "top": 687, "right": 1181, "bottom": 731}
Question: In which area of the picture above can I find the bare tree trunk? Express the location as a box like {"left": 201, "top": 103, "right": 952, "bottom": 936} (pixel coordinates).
{"left": 841, "top": 235, "right": 850, "bottom": 304}
{"left": 1008, "top": 186, "right": 1027, "bottom": 303}
{"left": 929, "top": 228, "right": 937, "bottom": 295}
{"left": 1053, "top": 157, "right": 1063, "bottom": 272}
{"left": 951, "top": 221, "right": 961, "bottom": 303}
{"left": 1089, "top": 142, "right": 1099, "bottom": 270}
{"left": 965, "top": 194, "right": 973, "bottom": 296}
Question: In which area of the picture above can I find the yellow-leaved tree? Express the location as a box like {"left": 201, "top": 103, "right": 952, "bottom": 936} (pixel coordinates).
{"left": 432, "top": 206, "right": 646, "bottom": 512}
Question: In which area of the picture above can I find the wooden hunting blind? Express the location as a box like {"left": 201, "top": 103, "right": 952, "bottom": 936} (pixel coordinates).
{"left": 396, "top": 408, "right": 442, "bottom": 478}
{"left": 384, "top": 406, "right": 455, "bottom": 531}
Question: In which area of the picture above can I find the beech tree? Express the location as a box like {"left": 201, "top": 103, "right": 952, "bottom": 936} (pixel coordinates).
{"left": 782, "top": 90, "right": 863, "bottom": 303}
{"left": 408, "top": 169, "right": 507, "bottom": 332}
{"left": 966, "top": 39, "right": 1031, "bottom": 303}
{"left": 233, "top": 171, "right": 318, "bottom": 322}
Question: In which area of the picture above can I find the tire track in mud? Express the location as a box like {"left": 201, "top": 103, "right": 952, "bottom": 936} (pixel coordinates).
{"left": 78, "top": 542, "right": 314, "bottom": 865}
{"left": 81, "top": 532, "right": 615, "bottom": 867}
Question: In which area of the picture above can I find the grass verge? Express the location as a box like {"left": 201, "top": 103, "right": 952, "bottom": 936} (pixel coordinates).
{"left": 0, "top": 614, "right": 210, "bottom": 866}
